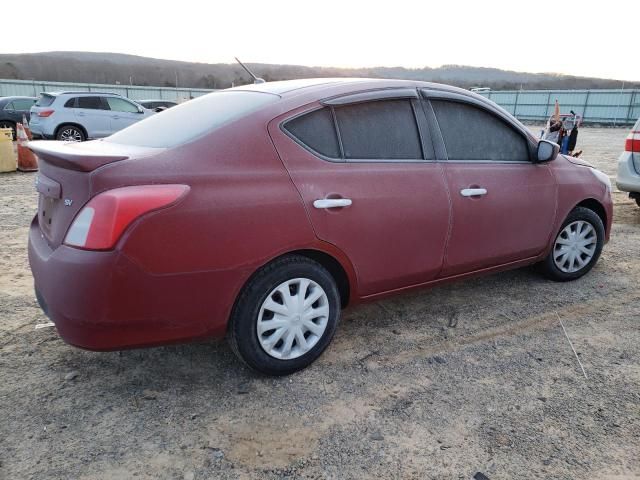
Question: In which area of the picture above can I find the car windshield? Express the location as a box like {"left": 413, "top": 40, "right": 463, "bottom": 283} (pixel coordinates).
{"left": 35, "top": 94, "right": 55, "bottom": 107}
{"left": 105, "top": 90, "right": 279, "bottom": 148}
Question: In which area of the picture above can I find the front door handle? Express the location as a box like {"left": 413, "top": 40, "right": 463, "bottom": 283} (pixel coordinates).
{"left": 460, "top": 188, "right": 488, "bottom": 197}
{"left": 313, "top": 198, "right": 352, "bottom": 209}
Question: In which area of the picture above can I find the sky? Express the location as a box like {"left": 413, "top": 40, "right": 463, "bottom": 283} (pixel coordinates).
{"left": 3, "top": 0, "right": 639, "bottom": 81}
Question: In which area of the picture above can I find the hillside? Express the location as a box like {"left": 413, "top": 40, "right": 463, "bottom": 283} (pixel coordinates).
{"left": 0, "top": 51, "right": 637, "bottom": 90}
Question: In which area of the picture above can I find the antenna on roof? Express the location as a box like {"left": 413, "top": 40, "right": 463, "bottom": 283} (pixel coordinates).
{"left": 234, "top": 57, "right": 265, "bottom": 84}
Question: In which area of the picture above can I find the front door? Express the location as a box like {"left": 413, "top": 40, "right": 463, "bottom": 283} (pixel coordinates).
{"left": 104, "top": 97, "right": 145, "bottom": 133}
{"left": 426, "top": 97, "right": 557, "bottom": 277}
{"left": 270, "top": 95, "right": 451, "bottom": 296}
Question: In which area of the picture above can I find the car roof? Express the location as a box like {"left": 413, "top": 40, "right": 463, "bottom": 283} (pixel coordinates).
{"left": 43, "top": 91, "right": 125, "bottom": 97}
{"left": 230, "top": 77, "right": 480, "bottom": 99}
{"left": 0, "top": 96, "right": 37, "bottom": 103}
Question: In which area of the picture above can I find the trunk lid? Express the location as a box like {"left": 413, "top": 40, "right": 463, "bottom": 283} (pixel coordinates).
{"left": 30, "top": 140, "right": 164, "bottom": 248}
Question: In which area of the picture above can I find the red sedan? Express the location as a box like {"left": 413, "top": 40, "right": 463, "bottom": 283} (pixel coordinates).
{"left": 28, "top": 78, "right": 613, "bottom": 375}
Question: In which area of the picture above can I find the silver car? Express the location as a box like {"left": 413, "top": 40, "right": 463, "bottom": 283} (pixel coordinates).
{"left": 29, "top": 92, "right": 152, "bottom": 141}
{"left": 616, "top": 117, "right": 640, "bottom": 207}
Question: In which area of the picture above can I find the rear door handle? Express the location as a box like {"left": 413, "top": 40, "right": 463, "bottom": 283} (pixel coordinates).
{"left": 313, "top": 198, "right": 352, "bottom": 209}
{"left": 460, "top": 188, "right": 487, "bottom": 197}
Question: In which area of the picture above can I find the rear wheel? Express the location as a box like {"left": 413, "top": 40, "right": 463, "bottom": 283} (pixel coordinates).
{"left": 228, "top": 255, "right": 340, "bottom": 375}
{"left": 56, "top": 125, "right": 85, "bottom": 142}
{"left": 0, "top": 121, "right": 16, "bottom": 140}
{"left": 541, "top": 206, "right": 604, "bottom": 281}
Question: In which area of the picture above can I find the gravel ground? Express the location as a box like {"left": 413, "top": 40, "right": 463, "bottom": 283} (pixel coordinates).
{"left": 1, "top": 128, "right": 638, "bottom": 480}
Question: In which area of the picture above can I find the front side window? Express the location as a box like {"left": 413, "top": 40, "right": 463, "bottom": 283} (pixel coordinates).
{"left": 106, "top": 97, "right": 140, "bottom": 113}
{"left": 77, "top": 96, "right": 105, "bottom": 110}
{"left": 335, "top": 100, "right": 423, "bottom": 160}
{"left": 13, "top": 99, "right": 36, "bottom": 111}
{"left": 431, "top": 100, "right": 529, "bottom": 162}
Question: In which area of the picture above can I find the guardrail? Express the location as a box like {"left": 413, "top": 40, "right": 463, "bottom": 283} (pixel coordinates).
{"left": 0, "top": 79, "right": 215, "bottom": 102}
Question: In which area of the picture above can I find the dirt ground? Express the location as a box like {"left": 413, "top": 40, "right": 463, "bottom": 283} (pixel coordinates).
{"left": 1, "top": 128, "right": 638, "bottom": 480}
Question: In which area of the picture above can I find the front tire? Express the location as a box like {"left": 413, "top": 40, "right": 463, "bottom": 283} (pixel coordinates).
{"left": 541, "top": 206, "right": 605, "bottom": 281}
{"left": 228, "top": 255, "right": 340, "bottom": 375}
{"left": 56, "top": 125, "right": 86, "bottom": 142}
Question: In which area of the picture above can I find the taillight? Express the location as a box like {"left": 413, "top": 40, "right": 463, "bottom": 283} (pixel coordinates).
{"left": 625, "top": 131, "right": 640, "bottom": 152}
{"left": 37, "top": 109, "right": 55, "bottom": 117}
{"left": 64, "top": 185, "right": 189, "bottom": 250}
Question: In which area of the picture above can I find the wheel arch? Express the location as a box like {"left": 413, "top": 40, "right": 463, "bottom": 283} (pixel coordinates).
{"left": 574, "top": 198, "right": 607, "bottom": 228}
{"left": 54, "top": 122, "right": 88, "bottom": 140}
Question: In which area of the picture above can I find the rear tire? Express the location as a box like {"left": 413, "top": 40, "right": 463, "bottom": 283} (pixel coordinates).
{"left": 56, "top": 125, "right": 86, "bottom": 142}
{"left": 0, "top": 121, "right": 16, "bottom": 140}
{"left": 228, "top": 255, "right": 340, "bottom": 375}
{"left": 540, "top": 206, "right": 604, "bottom": 282}
{"left": 635, "top": 197, "right": 640, "bottom": 208}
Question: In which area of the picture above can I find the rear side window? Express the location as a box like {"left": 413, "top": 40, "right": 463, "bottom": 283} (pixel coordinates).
{"left": 3, "top": 102, "right": 14, "bottom": 110}
{"left": 335, "top": 100, "right": 423, "bottom": 160}
{"left": 106, "top": 90, "right": 278, "bottom": 148}
{"left": 284, "top": 108, "right": 340, "bottom": 158}
{"left": 77, "top": 96, "right": 105, "bottom": 110}
{"left": 35, "top": 94, "right": 55, "bottom": 107}
{"left": 64, "top": 98, "right": 77, "bottom": 108}
{"left": 431, "top": 100, "right": 529, "bottom": 161}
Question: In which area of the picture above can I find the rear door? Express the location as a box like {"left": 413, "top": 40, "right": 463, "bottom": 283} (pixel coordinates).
{"left": 270, "top": 90, "right": 451, "bottom": 296}
{"left": 423, "top": 91, "right": 557, "bottom": 277}
{"left": 104, "top": 97, "right": 146, "bottom": 133}
{"left": 73, "top": 96, "right": 112, "bottom": 138}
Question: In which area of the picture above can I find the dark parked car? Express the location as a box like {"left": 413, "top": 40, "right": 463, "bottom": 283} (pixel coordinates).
{"left": 0, "top": 96, "right": 37, "bottom": 139}
{"left": 28, "top": 78, "right": 612, "bottom": 375}
{"left": 137, "top": 99, "right": 178, "bottom": 111}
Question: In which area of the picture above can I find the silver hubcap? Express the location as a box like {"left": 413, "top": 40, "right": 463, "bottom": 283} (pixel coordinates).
{"left": 257, "top": 278, "right": 329, "bottom": 360}
{"left": 60, "top": 128, "right": 82, "bottom": 142}
{"left": 553, "top": 220, "right": 597, "bottom": 273}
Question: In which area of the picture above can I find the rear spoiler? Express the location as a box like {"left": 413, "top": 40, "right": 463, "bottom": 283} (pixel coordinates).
{"left": 28, "top": 140, "right": 161, "bottom": 172}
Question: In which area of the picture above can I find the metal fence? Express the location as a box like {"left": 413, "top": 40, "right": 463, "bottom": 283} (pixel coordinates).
{"left": 478, "top": 89, "right": 640, "bottom": 126}
{"left": 2, "top": 79, "right": 638, "bottom": 125}
{"left": 0, "top": 79, "right": 214, "bottom": 102}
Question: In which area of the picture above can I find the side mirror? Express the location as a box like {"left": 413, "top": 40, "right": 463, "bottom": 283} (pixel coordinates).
{"left": 537, "top": 140, "right": 559, "bottom": 163}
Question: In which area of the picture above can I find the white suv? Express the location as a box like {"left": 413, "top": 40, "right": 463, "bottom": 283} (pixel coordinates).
{"left": 29, "top": 92, "right": 152, "bottom": 141}
{"left": 616, "top": 117, "right": 640, "bottom": 207}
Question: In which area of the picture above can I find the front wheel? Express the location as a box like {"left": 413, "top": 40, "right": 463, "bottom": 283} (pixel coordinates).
{"left": 228, "top": 255, "right": 340, "bottom": 375}
{"left": 56, "top": 125, "right": 85, "bottom": 142}
{"left": 540, "top": 206, "right": 605, "bottom": 282}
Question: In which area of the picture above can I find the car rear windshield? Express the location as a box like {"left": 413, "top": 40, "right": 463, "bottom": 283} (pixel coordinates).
{"left": 35, "top": 94, "right": 55, "bottom": 107}
{"left": 105, "top": 91, "right": 279, "bottom": 148}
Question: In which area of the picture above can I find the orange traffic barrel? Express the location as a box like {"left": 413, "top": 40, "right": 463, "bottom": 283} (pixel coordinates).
{"left": 16, "top": 122, "right": 38, "bottom": 172}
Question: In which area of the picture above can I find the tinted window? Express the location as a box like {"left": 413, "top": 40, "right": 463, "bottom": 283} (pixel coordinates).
{"left": 106, "top": 90, "right": 278, "bottom": 148}
{"left": 106, "top": 97, "right": 140, "bottom": 113}
{"left": 3, "top": 102, "right": 14, "bottom": 110}
{"left": 64, "top": 98, "right": 77, "bottom": 108}
{"left": 284, "top": 108, "right": 340, "bottom": 158}
{"left": 334, "top": 100, "right": 422, "bottom": 160}
{"left": 35, "top": 94, "right": 55, "bottom": 107}
{"left": 77, "top": 96, "right": 105, "bottom": 110}
{"left": 12, "top": 99, "right": 35, "bottom": 111}
{"left": 431, "top": 100, "right": 529, "bottom": 161}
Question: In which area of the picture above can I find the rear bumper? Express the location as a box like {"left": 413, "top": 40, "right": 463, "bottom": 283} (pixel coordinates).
{"left": 616, "top": 152, "right": 640, "bottom": 193}
{"left": 28, "top": 217, "right": 234, "bottom": 351}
